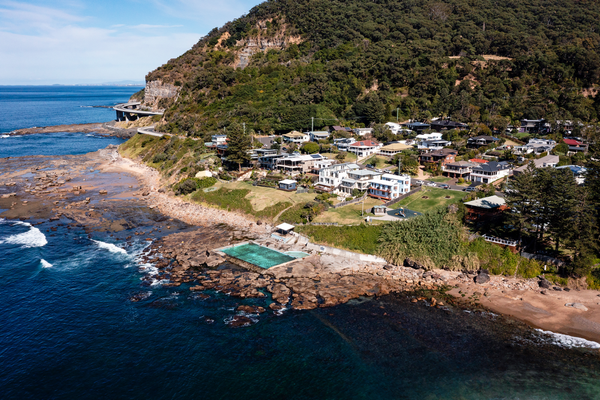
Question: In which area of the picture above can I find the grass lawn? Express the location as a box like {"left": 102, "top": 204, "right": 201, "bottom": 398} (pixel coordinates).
{"left": 213, "top": 181, "right": 316, "bottom": 210}
{"left": 503, "top": 139, "right": 521, "bottom": 146}
{"left": 391, "top": 187, "right": 465, "bottom": 213}
{"left": 428, "top": 176, "right": 452, "bottom": 183}
{"left": 321, "top": 152, "right": 357, "bottom": 163}
{"left": 364, "top": 155, "right": 392, "bottom": 168}
{"left": 514, "top": 132, "right": 531, "bottom": 140}
{"left": 313, "top": 197, "right": 384, "bottom": 225}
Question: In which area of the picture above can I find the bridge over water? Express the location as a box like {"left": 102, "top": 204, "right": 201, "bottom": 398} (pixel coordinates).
{"left": 114, "top": 102, "right": 163, "bottom": 122}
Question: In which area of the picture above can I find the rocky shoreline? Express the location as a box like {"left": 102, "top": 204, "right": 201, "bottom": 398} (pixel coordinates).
{"left": 7, "top": 121, "right": 136, "bottom": 139}
{"left": 2, "top": 146, "right": 600, "bottom": 342}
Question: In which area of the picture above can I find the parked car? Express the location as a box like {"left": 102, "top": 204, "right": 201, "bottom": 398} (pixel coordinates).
{"left": 464, "top": 187, "right": 478, "bottom": 192}
{"left": 415, "top": 180, "right": 424, "bottom": 185}
{"left": 426, "top": 182, "right": 437, "bottom": 187}
{"left": 439, "top": 183, "right": 449, "bottom": 189}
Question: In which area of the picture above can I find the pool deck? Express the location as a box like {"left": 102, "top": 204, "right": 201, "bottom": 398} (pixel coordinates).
{"left": 215, "top": 241, "right": 306, "bottom": 273}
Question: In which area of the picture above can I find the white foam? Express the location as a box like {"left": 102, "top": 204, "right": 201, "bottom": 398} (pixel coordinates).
{"left": 536, "top": 329, "right": 600, "bottom": 349}
{"left": 1, "top": 135, "right": 10, "bottom": 139}
{"left": 92, "top": 240, "right": 128, "bottom": 255}
{"left": 40, "top": 259, "right": 53, "bottom": 268}
{"left": 0, "top": 222, "right": 47, "bottom": 248}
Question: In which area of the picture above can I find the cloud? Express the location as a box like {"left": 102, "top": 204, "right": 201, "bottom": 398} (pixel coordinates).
{"left": 0, "top": 27, "right": 201, "bottom": 84}
{"left": 0, "top": 1, "right": 203, "bottom": 84}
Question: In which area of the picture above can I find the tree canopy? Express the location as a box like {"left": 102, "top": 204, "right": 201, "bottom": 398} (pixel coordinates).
{"left": 142, "top": 0, "right": 600, "bottom": 136}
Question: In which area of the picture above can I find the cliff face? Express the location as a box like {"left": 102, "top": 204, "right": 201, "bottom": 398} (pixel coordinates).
{"left": 140, "top": 0, "right": 600, "bottom": 135}
{"left": 144, "top": 81, "right": 179, "bottom": 110}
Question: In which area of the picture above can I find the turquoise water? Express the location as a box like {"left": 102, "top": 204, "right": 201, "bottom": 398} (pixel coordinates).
{"left": 221, "top": 243, "right": 295, "bottom": 268}
{"left": 285, "top": 251, "right": 310, "bottom": 258}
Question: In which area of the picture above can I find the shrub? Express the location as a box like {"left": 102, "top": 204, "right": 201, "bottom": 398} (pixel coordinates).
{"left": 152, "top": 153, "right": 168, "bottom": 163}
{"left": 197, "top": 177, "right": 217, "bottom": 189}
{"left": 175, "top": 178, "right": 198, "bottom": 195}
{"left": 518, "top": 258, "right": 543, "bottom": 279}
{"left": 457, "top": 177, "right": 465, "bottom": 184}
{"left": 378, "top": 208, "right": 464, "bottom": 269}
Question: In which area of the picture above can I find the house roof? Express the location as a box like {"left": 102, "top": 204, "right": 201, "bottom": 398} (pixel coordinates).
{"left": 473, "top": 161, "right": 510, "bottom": 172}
{"left": 350, "top": 140, "right": 380, "bottom": 147}
{"left": 469, "top": 158, "right": 488, "bottom": 163}
{"left": 276, "top": 223, "right": 295, "bottom": 231}
{"left": 425, "top": 148, "right": 458, "bottom": 156}
{"left": 446, "top": 161, "right": 477, "bottom": 167}
{"left": 464, "top": 195, "right": 506, "bottom": 209}
{"left": 514, "top": 155, "right": 559, "bottom": 173}
{"left": 469, "top": 135, "right": 499, "bottom": 141}
{"left": 332, "top": 126, "right": 351, "bottom": 132}
{"left": 382, "top": 173, "right": 408, "bottom": 181}
{"left": 284, "top": 131, "right": 306, "bottom": 138}
{"left": 350, "top": 170, "right": 381, "bottom": 177}
{"left": 563, "top": 138, "right": 584, "bottom": 145}
{"left": 279, "top": 179, "right": 297, "bottom": 185}
{"left": 380, "top": 142, "right": 412, "bottom": 151}
{"left": 402, "top": 122, "right": 430, "bottom": 128}
{"left": 430, "top": 120, "right": 468, "bottom": 128}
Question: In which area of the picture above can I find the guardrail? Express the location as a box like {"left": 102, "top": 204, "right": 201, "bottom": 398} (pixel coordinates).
{"left": 483, "top": 235, "right": 519, "bottom": 247}
{"left": 333, "top": 192, "right": 368, "bottom": 209}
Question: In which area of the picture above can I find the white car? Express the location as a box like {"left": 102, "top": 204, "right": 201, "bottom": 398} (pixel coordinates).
{"left": 426, "top": 182, "right": 437, "bottom": 187}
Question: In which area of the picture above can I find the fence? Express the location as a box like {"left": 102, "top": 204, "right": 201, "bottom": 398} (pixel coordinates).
{"left": 384, "top": 186, "right": 423, "bottom": 207}
{"left": 521, "top": 251, "right": 566, "bottom": 267}
{"left": 483, "top": 235, "right": 519, "bottom": 247}
{"left": 332, "top": 192, "right": 368, "bottom": 209}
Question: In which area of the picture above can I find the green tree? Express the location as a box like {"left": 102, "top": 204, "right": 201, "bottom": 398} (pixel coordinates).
{"left": 225, "top": 123, "right": 251, "bottom": 171}
{"left": 505, "top": 163, "right": 539, "bottom": 243}
{"left": 300, "top": 142, "right": 320, "bottom": 154}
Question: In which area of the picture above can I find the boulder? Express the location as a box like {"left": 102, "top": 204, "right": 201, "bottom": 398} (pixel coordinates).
{"left": 227, "top": 315, "right": 253, "bottom": 328}
{"left": 404, "top": 258, "right": 425, "bottom": 270}
{"left": 475, "top": 270, "right": 490, "bottom": 284}
{"left": 538, "top": 279, "right": 551, "bottom": 289}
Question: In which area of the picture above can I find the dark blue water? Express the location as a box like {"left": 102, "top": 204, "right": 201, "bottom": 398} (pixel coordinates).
{"left": 1, "top": 87, "right": 600, "bottom": 399}
{"left": 0, "top": 86, "right": 142, "bottom": 133}
{"left": 0, "top": 219, "right": 599, "bottom": 399}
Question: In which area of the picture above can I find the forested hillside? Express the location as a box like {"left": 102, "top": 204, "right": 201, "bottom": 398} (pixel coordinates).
{"left": 143, "top": 0, "right": 600, "bottom": 136}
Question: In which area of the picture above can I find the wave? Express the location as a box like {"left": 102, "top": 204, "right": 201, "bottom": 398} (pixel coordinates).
{"left": 1, "top": 135, "right": 10, "bottom": 138}
{"left": 536, "top": 329, "right": 600, "bottom": 349}
{"left": 0, "top": 222, "right": 48, "bottom": 248}
{"left": 92, "top": 240, "right": 128, "bottom": 255}
{"left": 40, "top": 259, "right": 53, "bottom": 268}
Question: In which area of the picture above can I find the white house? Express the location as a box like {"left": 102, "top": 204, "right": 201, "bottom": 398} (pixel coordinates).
{"left": 368, "top": 173, "right": 412, "bottom": 201}
{"left": 354, "top": 128, "right": 373, "bottom": 137}
{"left": 470, "top": 161, "right": 511, "bottom": 184}
{"left": 282, "top": 131, "right": 310, "bottom": 144}
{"left": 310, "top": 131, "right": 330, "bottom": 142}
{"left": 415, "top": 132, "right": 443, "bottom": 141}
{"left": 385, "top": 122, "right": 402, "bottom": 134}
{"left": 348, "top": 140, "right": 381, "bottom": 158}
{"left": 334, "top": 137, "right": 356, "bottom": 151}
{"left": 339, "top": 169, "right": 382, "bottom": 195}
{"left": 316, "top": 163, "right": 360, "bottom": 192}
{"left": 211, "top": 134, "right": 227, "bottom": 145}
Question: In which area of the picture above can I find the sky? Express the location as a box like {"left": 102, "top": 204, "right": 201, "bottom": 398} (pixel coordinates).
{"left": 0, "top": 0, "right": 263, "bottom": 85}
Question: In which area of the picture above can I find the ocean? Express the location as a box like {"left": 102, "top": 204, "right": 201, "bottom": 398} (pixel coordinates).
{"left": 1, "top": 87, "right": 600, "bottom": 399}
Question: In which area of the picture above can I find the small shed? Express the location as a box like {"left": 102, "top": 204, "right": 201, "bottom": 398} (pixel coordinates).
{"left": 275, "top": 223, "right": 295, "bottom": 234}
{"left": 372, "top": 205, "right": 387, "bottom": 215}
{"left": 278, "top": 179, "right": 297, "bottom": 192}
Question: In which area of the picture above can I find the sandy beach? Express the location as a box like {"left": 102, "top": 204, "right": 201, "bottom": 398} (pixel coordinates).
{"left": 2, "top": 145, "right": 600, "bottom": 344}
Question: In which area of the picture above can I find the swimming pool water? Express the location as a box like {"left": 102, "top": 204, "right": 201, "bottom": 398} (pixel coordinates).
{"left": 221, "top": 243, "right": 295, "bottom": 269}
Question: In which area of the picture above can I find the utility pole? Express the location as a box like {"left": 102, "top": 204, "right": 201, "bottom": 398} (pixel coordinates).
{"left": 311, "top": 117, "right": 314, "bottom": 133}
{"left": 396, "top": 107, "right": 399, "bottom": 123}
